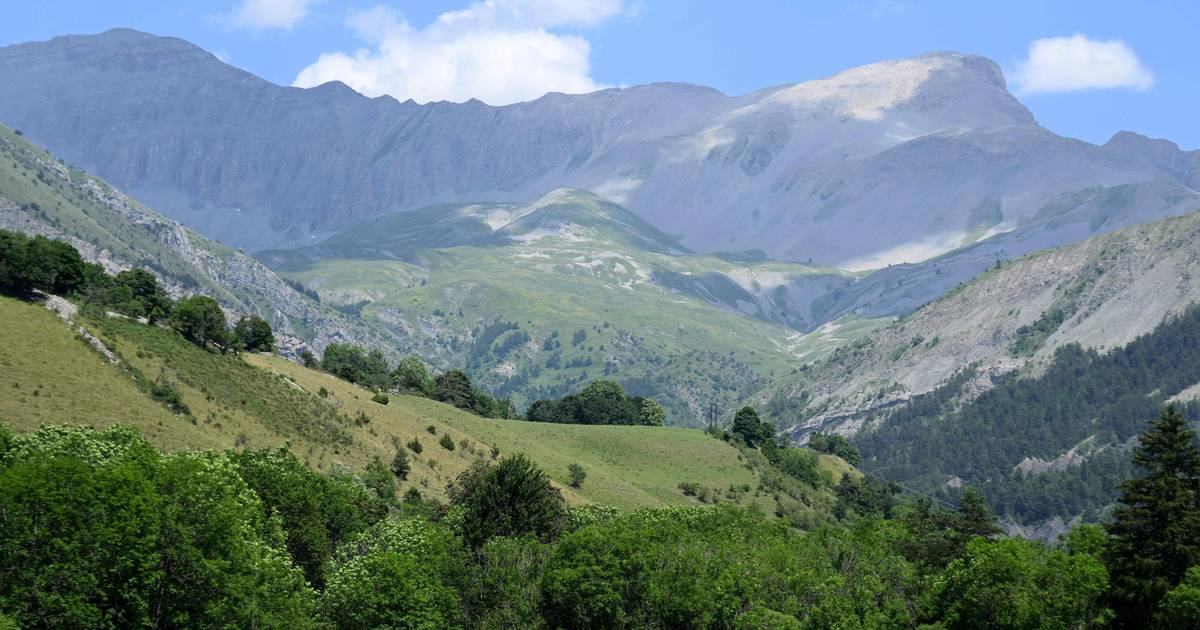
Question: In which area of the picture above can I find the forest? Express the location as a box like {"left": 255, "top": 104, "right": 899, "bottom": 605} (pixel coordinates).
{"left": 854, "top": 305, "right": 1200, "bottom": 524}
{"left": 2, "top": 406, "right": 1199, "bottom": 628}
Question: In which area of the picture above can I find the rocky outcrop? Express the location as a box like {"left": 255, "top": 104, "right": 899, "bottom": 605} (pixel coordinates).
{"left": 764, "top": 210, "right": 1200, "bottom": 437}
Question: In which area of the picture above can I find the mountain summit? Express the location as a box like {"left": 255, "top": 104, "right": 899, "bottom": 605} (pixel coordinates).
{"left": 0, "top": 29, "right": 1193, "bottom": 272}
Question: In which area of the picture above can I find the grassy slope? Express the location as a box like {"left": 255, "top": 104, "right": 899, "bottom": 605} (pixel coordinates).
{"left": 270, "top": 192, "right": 885, "bottom": 425}
{"left": 2, "top": 295, "right": 854, "bottom": 513}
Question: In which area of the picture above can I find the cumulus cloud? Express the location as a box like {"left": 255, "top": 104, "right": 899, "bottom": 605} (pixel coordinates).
{"left": 1011, "top": 34, "right": 1154, "bottom": 95}
{"left": 228, "top": 0, "right": 319, "bottom": 31}
{"left": 292, "top": 1, "right": 626, "bottom": 105}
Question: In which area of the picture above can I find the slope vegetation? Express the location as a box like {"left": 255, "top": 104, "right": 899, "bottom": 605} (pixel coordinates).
{"left": 0, "top": 294, "right": 849, "bottom": 515}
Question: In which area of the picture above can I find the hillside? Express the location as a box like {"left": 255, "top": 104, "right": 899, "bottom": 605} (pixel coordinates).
{"left": 0, "top": 293, "right": 851, "bottom": 516}
{"left": 761, "top": 210, "right": 1200, "bottom": 437}
{"left": 0, "top": 123, "right": 395, "bottom": 356}
{"left": 261, "top": 189, "right": 883, "bottom": 424}
{"left": 0, "top": 29, "right": 1195, "bottom": 278}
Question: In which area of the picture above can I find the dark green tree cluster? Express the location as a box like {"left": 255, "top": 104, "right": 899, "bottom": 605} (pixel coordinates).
{"left": 807, "top": 431, "right": 861, "bottom": 466}
{"left": 0, "top": 229, "right": 274, "bottom": 352}
{"left": 525, "top": 379, "right": 666, "bottom": 425}
{"left": 0, "top": 229, "right": 86, "bottom": 298}
{"left": 315, "top": 345, "right": 516, "bottom": 419}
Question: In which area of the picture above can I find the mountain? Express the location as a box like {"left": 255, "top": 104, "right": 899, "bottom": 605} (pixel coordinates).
{"left": 0, "top": 29, "right": 1195, "bottom": 275}
{"left": 755, "top": 210, "right": 1200, "bottom": 532}
{"left": 0, "top": 123, "right": 395, "bottom": 355}
{"left": 261, "top": 189, "right": 882, "bottom": 424}
{"left": 760, "top": 210, "right": 1200, "bottom": 436}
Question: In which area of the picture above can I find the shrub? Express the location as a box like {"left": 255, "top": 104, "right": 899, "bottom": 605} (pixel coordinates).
{"left": 391, "top": 449, "right": 410, "bottom": 480}
{"left": 439, "top": 434, "right": 456, "bottom": 451}
{"left": 426, "top": 425, "right": 438, "bottom": 435}
{"left": 407, "top": 438, "right": 424, "bottom": 454}
{"left": 448, "top": 454, "right": 565, "bottom": 548}
{"left": 371, "top": 391, "right": 390, "bottom": 405}
{"left": 568, "top": 463, "right": 587, "bottom": 488}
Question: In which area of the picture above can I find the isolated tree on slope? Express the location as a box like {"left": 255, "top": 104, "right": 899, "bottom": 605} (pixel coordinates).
{"left": 170, "top": 295, "right": 229, "bottom": 350}
{"left": 234, "top": 315, "right": 274, "bottom": 352}
{"left": 1105, "top": 405, "right": 1200, "bottom": 627}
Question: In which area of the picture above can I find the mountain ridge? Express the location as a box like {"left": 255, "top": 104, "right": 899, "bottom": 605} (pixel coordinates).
{"left": 5, "top": 28, "right": 1189, "bottom": 272}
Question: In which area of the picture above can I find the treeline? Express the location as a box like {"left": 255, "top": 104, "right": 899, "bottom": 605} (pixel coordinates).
{"left": 305, "top": 343, "right": 517, "bottom": 419}
{"left": 5, "top": 407, "right": 1199, "bottom": 628}
{"left": 856, "top": 304, "right": 1200, "bottom": 524}
{"left": 0, "top": 228, "right": 275, "bottom": 353}
{"left": 525, "top": 379, "right": 665, "bottom": 425}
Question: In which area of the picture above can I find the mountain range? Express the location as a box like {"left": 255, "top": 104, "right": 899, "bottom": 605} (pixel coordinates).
{"left": 0, "top": 28, "right": 1195, "bottom": 275}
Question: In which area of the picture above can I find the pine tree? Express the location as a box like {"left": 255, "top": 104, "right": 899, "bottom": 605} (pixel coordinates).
{"left": 1105, "top": 405, "right": 1200, "bottom": 627}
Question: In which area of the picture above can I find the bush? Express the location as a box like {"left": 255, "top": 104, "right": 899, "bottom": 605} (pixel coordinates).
{"left": 407, "top": 438, "right": 424, "bottom": 454}
{"left": 371, "top": 391, "right": 390, "bottom": 405}
{"left": 568, "top": 463, "right": 587, "bottom": 488}
{"left": 439, "top": 434, "right": 456, "bottom": 451}
{"left": 150, "top": 377, "right": 191, "bottom": 415}
{"left": 391, "top": 449, "right": 410, "bottom": 480}
{"left": 448, "top": 454, "right": 565, "bottom": 548}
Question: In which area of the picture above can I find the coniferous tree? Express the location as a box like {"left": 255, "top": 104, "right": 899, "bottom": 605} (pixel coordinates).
{"left": 1105, "top": 405, "right": 1200, "bottom": 627}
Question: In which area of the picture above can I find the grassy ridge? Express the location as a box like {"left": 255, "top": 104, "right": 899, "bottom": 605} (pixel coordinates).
{"left": 1, "top": 295, "right": 852, "bottom": 513}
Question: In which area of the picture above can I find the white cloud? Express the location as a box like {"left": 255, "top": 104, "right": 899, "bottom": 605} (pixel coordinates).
{"left": 292, "top": 1, "right": 626, "bottom": 105}
{"left": 228, "top": 0, "right": 319, "bottom": 31}
{"left": 1011, "top": 34, "right": 1154, "bottom": 95}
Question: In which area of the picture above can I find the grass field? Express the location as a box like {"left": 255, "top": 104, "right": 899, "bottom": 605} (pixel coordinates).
{"left": 1, "top": 295, "right": 853, "bottom": 513}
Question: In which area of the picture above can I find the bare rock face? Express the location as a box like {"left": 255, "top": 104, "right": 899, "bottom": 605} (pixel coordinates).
{"left": 762, "top": 211, "right": 1200, "bottom": 438}
{"left": 0, "top": 130, "right": 397, "bottom": 359}
{"left": 0, "top": 29, "right": 1194, "bottom": 274}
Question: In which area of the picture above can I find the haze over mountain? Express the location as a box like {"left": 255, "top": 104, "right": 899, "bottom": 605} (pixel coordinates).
{"left": 0, "top": 28, "right": 1195, "bottom": 274}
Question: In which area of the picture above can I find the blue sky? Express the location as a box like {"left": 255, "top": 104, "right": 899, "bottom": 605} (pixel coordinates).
{"left": 3, "top": 0, "right": 1196, "bottom": 148}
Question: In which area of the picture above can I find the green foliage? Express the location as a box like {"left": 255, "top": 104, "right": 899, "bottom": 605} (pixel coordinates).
{"left": 0, "top": 228, "right": 86, "bottom": 298}
{"left": 0, "top": 425, "right": 318, "bottom": 628}
{"left": 1159, "top": 566, "right": 1200, "bottom": 628}
{"left": 149, "top": 372, "right": 191, "bottom": 415}
{"left": 234, "top": 314, "right": 274, "bottom": 352}
{"left": 540, "top": 505, "right": 920, "bottom": 629}
{"left": 321, "top": 518, "right": 467, "bottom": 629}
{"left": 439, "top": 433, "right": 456, "bottom": 451}
{"left": 393, "top": 355, "right": 435, "bottom": 395}
{"left": 807, "top": 432, "right": 861, "bottom": 466}
{"left": 927, "top": 537, "right": 1110, "bottom": 629}
{"left": 371, "top": 391, "right": 389, "bottom": 405}
{"left": 169, "top": 295, "right": 231, "bottom": 351}
{"left": 467, "top": 536, "right": 549, "bottom": 629}
{"left": 363, "top": 455, "right": 397, "bottom": 501}
{"left": 449, "top": 455, "right": 566, "bottom": 548}
{"left": 525, "top": 379, "right": 666, "bottom": 426}
{"left": 567, "top": 462, "right": 587, "bottom": 488}
{"left": 1105, "top": 405, "right": 1200, "bottom": 625}
{"left": 407, "top": 437, "right": 424, "bottom": 454}
{"left": 435, "top": 369, "right": 476, "bottom": 411}
{"left": 108, "top": 268, "right": 172, "bottom": 324}
{"left": 391, "top": 448, "right": 411, "bottom": 480}
{"left": 731, "top": 405, "right": 770, "bottom": 447}
{"left": 230, "top": 448, "right": 384, "bottom": 589}
{"left": 321, "top": 343, "right": 391, "bottom": 390}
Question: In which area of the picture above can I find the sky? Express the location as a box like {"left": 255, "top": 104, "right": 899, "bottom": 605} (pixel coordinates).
{"left": 2, "top": 0, "right": 1196, "bottom": 149}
